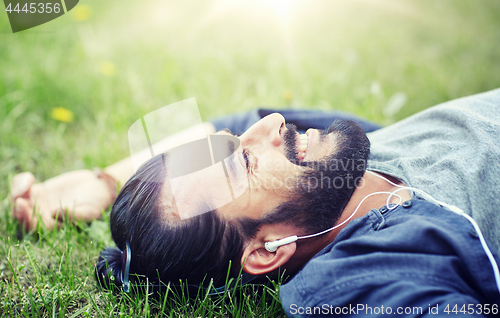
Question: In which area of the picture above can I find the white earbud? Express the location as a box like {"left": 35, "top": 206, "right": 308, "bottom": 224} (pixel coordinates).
{"left": 262, "top": 170, "right": 500, "bottom": 297}
{"left": 264, "top": 189, "right": 401, "bottom": 252}
{"left": 264, "top": 235, "right": 298, "bottom": 252}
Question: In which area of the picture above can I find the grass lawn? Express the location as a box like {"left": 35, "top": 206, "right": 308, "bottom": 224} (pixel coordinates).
{"left": 1, "top": 0, "right": 500, "bottom": 316}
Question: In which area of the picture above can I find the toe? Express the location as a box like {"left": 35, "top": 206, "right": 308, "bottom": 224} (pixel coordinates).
{"left": 13, "top": 197, "right": 34, "bottom": 231}
{"left": 11, "top": 172, "right": 35, "bottom": 201}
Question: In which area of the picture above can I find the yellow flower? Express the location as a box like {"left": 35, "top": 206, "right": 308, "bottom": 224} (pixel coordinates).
{"left": 283, "top": 89, "right": 293, "bottom": 103}
{"left": 99, "top": 61, "right": 116, "bottom": 77}
{"left": 51, "top": 107, "right": 74, "bottom": 123}
{"left": 71, "top": 5, "right": 92, "bottom": 22}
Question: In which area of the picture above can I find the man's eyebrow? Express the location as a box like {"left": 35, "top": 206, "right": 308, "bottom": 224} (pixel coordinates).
{"left": 224, "top": 138, "right": 247, "bottom": 178}
{"left": 226, "top": 152, "right": 238, "bottom": 177}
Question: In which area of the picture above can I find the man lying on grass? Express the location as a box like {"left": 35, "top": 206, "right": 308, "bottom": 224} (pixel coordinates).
{"left": 11, "top": 89, "right": 500, "bottom": 317}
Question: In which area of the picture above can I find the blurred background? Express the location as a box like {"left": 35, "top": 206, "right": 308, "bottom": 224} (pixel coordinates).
{"left": 1, "top": 0, "right": 500, "bottom": 315}
{"left": 2, "top": 0, "right": 500, "bottom": 186}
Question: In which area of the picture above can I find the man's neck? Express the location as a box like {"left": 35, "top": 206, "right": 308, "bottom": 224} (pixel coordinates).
{"left": 283, "top": 171, "right": 411, "bottom": 278}
{"left": 329, "top": 171, "right": 411, "bottom": 238}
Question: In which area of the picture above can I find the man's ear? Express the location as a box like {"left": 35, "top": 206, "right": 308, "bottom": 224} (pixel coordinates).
{"left": 241, "top": 240, "right": 296, "bottom": 276}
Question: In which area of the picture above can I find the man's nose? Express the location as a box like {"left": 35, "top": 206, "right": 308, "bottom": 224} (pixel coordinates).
{"left": 240, "top": 113, "right": 286, "bottom": 148}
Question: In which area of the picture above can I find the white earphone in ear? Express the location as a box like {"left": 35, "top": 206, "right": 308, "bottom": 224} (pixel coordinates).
{"left": 263, "top": 170, "right": 500, "bottom": 295}
{"left": 264, "top": 235, "right": 298, "bottom": 252}
{"left": 264, "top": 189, "right": 402, "bottom": 252}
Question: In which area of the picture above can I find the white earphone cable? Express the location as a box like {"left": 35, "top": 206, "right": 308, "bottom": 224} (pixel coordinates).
{"left": 266, "top": 170, "right": 500, "bottom": 295}
{"left": 367, "top": 170, "right": 500, "bottom": 294}
{"left": 297, "top": 191, "right": 402, "bottom": 240}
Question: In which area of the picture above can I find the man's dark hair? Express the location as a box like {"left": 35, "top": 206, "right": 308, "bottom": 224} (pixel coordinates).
{"left": 95, "top": 119, "right": 370, "bottom": 291}
{"left": 95, "top": 154, "right": 246, "bottom": 290}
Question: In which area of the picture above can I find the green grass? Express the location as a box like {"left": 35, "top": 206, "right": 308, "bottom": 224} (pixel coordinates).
{"left": 1, "top": 0, "right": 500, "bottom": 316}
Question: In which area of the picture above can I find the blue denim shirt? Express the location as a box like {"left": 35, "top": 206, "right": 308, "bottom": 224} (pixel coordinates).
{"left": 209, "top": 108, "right": 500, "bottom": 317}
{"left": 210, "top": 108, "right": 381, "bottom": 135}
{"left": 279, "top": 199, "right": 500, "bottom": 317}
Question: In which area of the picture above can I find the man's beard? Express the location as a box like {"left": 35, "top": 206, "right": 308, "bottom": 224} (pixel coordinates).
{"left": 262, "top": 120, "right": 371, "bottom": 234}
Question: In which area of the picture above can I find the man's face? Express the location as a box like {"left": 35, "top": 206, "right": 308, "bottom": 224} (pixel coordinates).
{"left": 215, "top": 112, "right": 329, "bottom": 221}
{"left": 164, "top": 113, "right": 370, "bottom": 232}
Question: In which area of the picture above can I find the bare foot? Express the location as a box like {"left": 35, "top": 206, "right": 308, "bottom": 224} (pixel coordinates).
{"left": 11, "top": 172, "right": 39, "bottom": 230}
